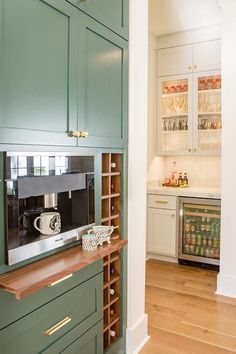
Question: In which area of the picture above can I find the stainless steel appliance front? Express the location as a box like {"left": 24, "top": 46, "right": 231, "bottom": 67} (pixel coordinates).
{"left": 5, "top": 153, "right": 95, "bottom": 265}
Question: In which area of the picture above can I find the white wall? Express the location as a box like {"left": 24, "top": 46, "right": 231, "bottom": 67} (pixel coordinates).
{"left": 217, "top": 0, "right": 236, "bottom": 298}
{"left": 126, "top": 0, "right": 149, "bottom": 353}
{"left": 147, "top": 32, "right": 164, "bottom": 183}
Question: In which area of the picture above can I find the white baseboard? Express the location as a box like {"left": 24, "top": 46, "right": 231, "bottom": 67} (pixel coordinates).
{"left": 126, "top": 313, "right": 150, "bottom": 354}
{"left": 146, "top": 253, "right": 178, "bottom": 263}
{"left": 216, "top": 272, "right": 236, "bottom": 298}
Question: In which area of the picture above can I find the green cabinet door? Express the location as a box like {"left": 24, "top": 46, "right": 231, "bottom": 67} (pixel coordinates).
{"left": 77, "top": 13, "right": 128, "bottom": 148}
{"left": 0, "top": 0, "right": 78, "bottom": 146}
{"left": 45, "top": 321, "right": 103, "bottom": 354}
{"left": 66, "top": 0, "right": 128, "bottom": 39}
{"left": 0, "top": 273, "right": 103, "bottom": 354}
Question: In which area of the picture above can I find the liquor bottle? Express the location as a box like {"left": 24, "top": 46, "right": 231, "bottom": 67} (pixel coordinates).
{"left": 178, "top": 173, "right": 183, "bottom": 187}
{"left": 183, "top": 173, "right": 188, "bottom": 187}
{"left": 171, "top": 162, "right": 178, "bottom": 184}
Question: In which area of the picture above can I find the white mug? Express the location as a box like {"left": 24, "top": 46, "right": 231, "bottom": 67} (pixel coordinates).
{"left": 34, "top": 212, "right": 61, "bottom": 236}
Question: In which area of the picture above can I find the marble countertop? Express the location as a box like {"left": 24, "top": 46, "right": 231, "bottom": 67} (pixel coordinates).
{"left": 147, "top": 181, "right": 221, "bottom": 199}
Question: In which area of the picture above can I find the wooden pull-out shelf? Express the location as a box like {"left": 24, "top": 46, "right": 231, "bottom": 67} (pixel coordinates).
{"left": 0, "top": 240, "right": 127, "bottom": 300}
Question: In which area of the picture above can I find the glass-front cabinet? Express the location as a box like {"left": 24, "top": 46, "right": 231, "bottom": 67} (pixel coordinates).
{"left": 157, "top": 71, "right": 221, "bottom": 156}
{"left": 157, "top": 75, "right": 192, "bottom": 155}
{"left": 193, "top": 71, "right": 221, "bottom": 155}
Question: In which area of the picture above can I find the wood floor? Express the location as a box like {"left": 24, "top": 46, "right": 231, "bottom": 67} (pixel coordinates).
{"left": 140, "top": 260, "right": 236, "bottom": 354}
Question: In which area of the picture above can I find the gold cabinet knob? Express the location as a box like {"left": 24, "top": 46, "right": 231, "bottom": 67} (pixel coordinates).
{"left": 188, "top": 148, "right": 191, "bottom": 152}
{"left": 172, "top": 214, "right": 175, "bottom": 218}
{"left": 193, "top": 64, "right": 197, "bottom": 69}
{"left": 71, "top": 131, "right": 81, "bottom": 138}
{"left": 194, "top": 148, "right": 197, "bottom": 152}
{"left": 80, "top": 131, "right": 89, "bottom": 138}
{"left": 188, "top": 65, "right": 192, "bottom": 70}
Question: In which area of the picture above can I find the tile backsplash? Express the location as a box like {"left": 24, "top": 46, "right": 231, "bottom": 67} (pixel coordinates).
{"left": 148, "top": 156, "right": 221, "bottom": 188}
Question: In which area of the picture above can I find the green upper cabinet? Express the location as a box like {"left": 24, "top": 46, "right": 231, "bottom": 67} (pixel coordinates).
{"left": 66, "top": 0, "right": 129, "bottom": 39}
{"left": 77, "top": 13, "right": 128, "bottom": 148}
{"left": 0, "top": 0, "right": 78, "bottom": 146}
{"left": 0, "top": 1, "right": 128, "bottom": 149}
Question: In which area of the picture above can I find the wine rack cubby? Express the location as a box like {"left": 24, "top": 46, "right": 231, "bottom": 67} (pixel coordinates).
{"left": 103, "top": 251, "right": 121, "bottom": 351}
{"left": 101, "top": 153, "right": 122, "bottom": 240}
{"left": 101, "top": 153, "right": 123, "bottom": 351}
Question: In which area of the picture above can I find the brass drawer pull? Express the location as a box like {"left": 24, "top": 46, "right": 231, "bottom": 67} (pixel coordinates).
{"left": 49, "top": 274, "right": 73, "bottom": 287}
{"left": 43, "top": 316, "right": 72, "bottom": 336}
{"left": 155, "top": 200, "right": 168, "bottom": 204}
{"left": 80, "top": 131, "right": 89, "bottom": 138}
{"left": 71, "top": 131, "right": 81, "bottom": 138}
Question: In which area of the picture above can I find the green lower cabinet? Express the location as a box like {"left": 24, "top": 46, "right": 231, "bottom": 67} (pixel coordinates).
{"left": 0, "top": 273, "right": 103, "bottom": 354}
{"left": 0, "top": 260, "right": 102, "bottom": 329}
{"left": 44, "top": 321, "right": 103, "bottom": 354}
{"left": 66, "top": 0, "right": 128, "bottom": 40}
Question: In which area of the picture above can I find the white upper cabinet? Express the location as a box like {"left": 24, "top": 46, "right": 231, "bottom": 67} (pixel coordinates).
{"left": 158, "top": 39, "right": 221, "bottom": 77}
{"left": 193, "top": 40, "right": 221, "bottom": 72}
{"left": 158, "top": 46, "right": 193, "bottom": 76}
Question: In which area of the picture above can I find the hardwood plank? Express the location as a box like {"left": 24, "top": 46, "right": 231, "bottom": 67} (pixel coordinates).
{"left": 140, "top": 327, "right": 233, "bottom": 354}
{"left": 141, "top": 260, "right": 236, "bottom": 353}
{"left": 0, "top": 240, "right": 127, "bottom": 299}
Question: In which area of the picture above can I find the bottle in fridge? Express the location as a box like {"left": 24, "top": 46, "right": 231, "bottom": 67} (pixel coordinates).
{"left": 178, "top": 197, "right": 221, "bottom": 267}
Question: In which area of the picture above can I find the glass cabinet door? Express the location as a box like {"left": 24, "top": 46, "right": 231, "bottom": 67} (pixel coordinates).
{"left": 193, "top": 71, "right": 221, "bottom": 155}
{"left": 157, "top": 75, "right": 192, "bottom": 155}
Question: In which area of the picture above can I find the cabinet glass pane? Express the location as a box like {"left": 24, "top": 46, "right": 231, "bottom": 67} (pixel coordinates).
{"left": 161, "top": 78, "right": 189, "bottom": 153}
{"left": 183, "top": 203, "right": 221, "bottom": 259}
{"left": 197, "top": 74, "right": 221, "bottom": 152}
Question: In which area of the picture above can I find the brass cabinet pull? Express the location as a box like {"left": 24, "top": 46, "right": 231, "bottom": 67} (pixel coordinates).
{"left": 71, "top": 131, "right": 81, "bottom": 138}
{"left": 48, "top": 274, "right": 73, "bottom": 287}
{"left": 155, "top": 200, "right": 168, "bottom": 204}
{"left": 193, "top": 64, "right": 197, "bottom": 69}
{"left": 194, "top": 148, "right": 197, "bottom": 152}
{"left": 43, "top": 317, "right": 71, "bottom": 336}
{"left": 188, "top": 65, "right": 192, "bottom": 70}
{"left": 80, "top": 131, "right": 89, "bottom": 138}
{"left": 188, "top": 148, "right": 191, "bottom": 152}
{"left": 172, "top": 214, "right": 175, "bottom": 218}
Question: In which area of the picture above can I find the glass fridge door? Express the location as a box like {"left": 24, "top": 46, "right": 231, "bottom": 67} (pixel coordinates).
{"left": 181, "top": 200, "right": 221, "bottom": 264}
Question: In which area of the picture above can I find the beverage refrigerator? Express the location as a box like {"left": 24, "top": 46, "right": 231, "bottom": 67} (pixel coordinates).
{"left": 178, "top": 197, "right": 221, "bottom": 266}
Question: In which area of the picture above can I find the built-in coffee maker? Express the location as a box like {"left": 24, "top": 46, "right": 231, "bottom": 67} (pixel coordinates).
{"left": 5, "top": 153, "right": 95, "bottom": 265}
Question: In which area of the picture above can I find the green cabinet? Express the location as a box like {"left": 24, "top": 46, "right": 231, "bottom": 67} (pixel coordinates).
{"left": 45, "top": 321, "right": 103, "bottom": 354}
{"left": 0, "top": 260, "right": 103, "bottom": 329}
{"left": 0, "top": 0, "right": 78, "bottom": 146}
{"left": 0, "top": 272, "right": 103, "bottom": 354}
{"left": 77, "top": 13, "right": 128, "bottom": 148}
{"left": 66, "top": 0, "right": 128, "bottom": 39}
{"left": 0, "top": 0, "right": 128, "bottom": 149}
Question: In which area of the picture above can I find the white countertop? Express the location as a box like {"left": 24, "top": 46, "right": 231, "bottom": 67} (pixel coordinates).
{"left": 147, "top": 181, "right": 221, "bottom": 199}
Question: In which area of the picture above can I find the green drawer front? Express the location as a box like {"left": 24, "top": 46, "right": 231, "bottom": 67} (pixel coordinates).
{"left": 0, "top": 273, "right": 103, "bottom": 354}
{"left": 0, "top": 259, "right": 102, "bottom": 329}
{"left": 44, "top": 320, "right": 103, "bottom": 354}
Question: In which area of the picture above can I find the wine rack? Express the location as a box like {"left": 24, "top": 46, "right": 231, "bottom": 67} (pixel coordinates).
{"left": 103, "top": 251, "right": 121, "bottom": 350}
{"left": 101, "top": 153, "right": 122, "bottom": 240}
{"left": 101, "top": 153, "right": 123, "bottom": 351}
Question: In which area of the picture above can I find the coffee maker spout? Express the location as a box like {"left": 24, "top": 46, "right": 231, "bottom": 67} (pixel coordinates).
{"left": 44, "top": 193, "right": 58, "bottom": 209}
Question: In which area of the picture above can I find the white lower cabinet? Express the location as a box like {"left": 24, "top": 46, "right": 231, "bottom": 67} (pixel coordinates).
{"left": 147, "top": 195, "right": 177, "bottom": 258}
